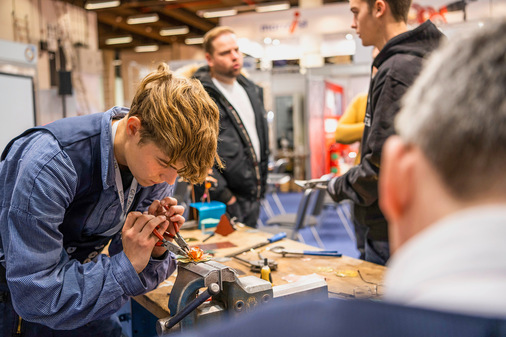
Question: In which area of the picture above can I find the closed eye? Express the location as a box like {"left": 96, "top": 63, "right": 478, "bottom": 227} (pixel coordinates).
{"left": 158, "top": 158, "right": 170, "bottom": 168}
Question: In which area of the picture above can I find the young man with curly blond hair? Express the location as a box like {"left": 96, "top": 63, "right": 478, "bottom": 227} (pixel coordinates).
{"left": 0, "top": 63, "right": 221, "bottom": 336}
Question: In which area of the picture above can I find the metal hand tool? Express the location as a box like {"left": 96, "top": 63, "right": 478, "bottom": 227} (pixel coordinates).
{"left": 294, "top": 178, "right": 331, "bottom": 190}
{"left": 173, "top": 232, "right": 191, "bottom": 255}
{"left": 225, "top": 232, "right": 287, "bottom": 258}
{"left": 232, "top": 255, "right": 278, "bottom": 272}
{"left": 152, "top": 229, "right": 188, "bottom": 257}
{"left": 162, "top": 204, "right": 191, "bottom": 256}
{"left": 269, "top": 246, "right": 342, "bottom": 257}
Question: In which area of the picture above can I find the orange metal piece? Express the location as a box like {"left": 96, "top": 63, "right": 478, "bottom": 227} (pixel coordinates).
{"left": 188, "top": 246, "right": 204, "bottom": 261}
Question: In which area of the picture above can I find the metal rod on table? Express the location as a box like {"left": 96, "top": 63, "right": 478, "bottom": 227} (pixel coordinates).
{"left": 225, "top": 232, "right": 286, "bottom": 258}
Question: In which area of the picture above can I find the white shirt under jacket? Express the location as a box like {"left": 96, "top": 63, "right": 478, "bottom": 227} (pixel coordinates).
{"left": 384, "top": 206, "right": 506, "bottom": 318}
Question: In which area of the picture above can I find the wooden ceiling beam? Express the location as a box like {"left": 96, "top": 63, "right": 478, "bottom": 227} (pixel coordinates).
{"left": 158, "top": 8, "right": 216, "bottom": 32}
{"left": 96, "top": 12, "right": 176, "bottom": 44}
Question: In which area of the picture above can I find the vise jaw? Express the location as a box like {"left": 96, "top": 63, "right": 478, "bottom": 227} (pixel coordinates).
{"left": 158, "top": 261, "right": 272, "bottom": 335}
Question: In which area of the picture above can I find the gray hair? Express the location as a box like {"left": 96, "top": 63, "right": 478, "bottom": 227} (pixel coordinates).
{"left": 395, "top": 20, "right": 506, "bottom": 200}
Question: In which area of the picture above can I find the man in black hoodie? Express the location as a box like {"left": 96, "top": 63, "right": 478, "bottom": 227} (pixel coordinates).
{"left": 192, "top": 26, "right": 269, "bottom": 227}
{"left": 327, "top": 0, "right": 444, "bottom": 265}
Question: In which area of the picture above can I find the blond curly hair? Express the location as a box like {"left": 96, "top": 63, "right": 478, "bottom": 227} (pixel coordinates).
{"left": 127, "top": 63, "right": 223, "bottom": 184}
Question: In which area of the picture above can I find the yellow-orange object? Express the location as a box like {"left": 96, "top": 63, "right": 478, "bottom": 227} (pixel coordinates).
{"left": 188, "top": 247, "right": 203, "bottom": 260}
{"left": 176, "top": 246, "right": 211, "bottom": 263}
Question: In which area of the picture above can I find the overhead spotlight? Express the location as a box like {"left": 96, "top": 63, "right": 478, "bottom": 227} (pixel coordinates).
{"left": 255, "top": 1, "right": 290, "bottom": 13}
{"left": 185, "top": 37, "right": 204, "bottom": 45}
{"left": 126, "top": 13, "right": 159, "bottom": 25}
{"left": 84, "top": 0, "right": 120, "bottom": 10}
{"left": 134, "top": 45, "right": 159, "bottom": 53}
{"left": 197, "top": 8, "right": 237, "bottom": 18}
{"left": 105, "top": 36, "right": 132, "bottom": 45}
{"left": 160, "top": 26, "right": 190, "bottom": 36}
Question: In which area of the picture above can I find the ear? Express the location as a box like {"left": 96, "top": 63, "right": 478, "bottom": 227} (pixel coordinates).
{"left": 379, "top": 136, "right": 414, "bottom": 224}
{"left": 373, "top": 0, "right": 386, "bottom": 18}
{"left": 125, "top": 116, "right": 142, "bottom": 137}
{"left": 205, "top": 52, "right": 213, "bottom": 66}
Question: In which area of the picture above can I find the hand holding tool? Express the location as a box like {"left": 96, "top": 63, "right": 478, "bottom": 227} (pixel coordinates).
{"left": 269, "top": 246, "right": 342, "bottom": 257}
{"left": 225, "top": 232, "right": 287, "bottom": 258}
{"left": 294, "top": 178, "right": 330, "bottom": 190}
{"left": 161, "top": 204, "right": 191, "bottom": 256}
{"left": 152, "top": 229, "right": 188, "bottom": 257}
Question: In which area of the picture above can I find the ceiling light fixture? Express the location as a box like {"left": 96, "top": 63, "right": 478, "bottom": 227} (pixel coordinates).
{"left": 255, "top": 1, "right": 290, "bottom": 13}
{"left": 185, "top": 37, "right": 204, "bottom": 45}
{"left": 105, "top": 36, "right": 133, "bottom": 45}
{"left": 84, "top": 0, "right": 120, "bottom": 10}
{"left": 197, "top": 8, "right": 237, "bottom": 18}
{"left": 159, "top": 26, "right": 190, "bottom": 36}
{"left": 126, "top": 13, "right": 159, "bottom": 25}
{"left": 134, "top": 45, "right": 159, "bottom": 53}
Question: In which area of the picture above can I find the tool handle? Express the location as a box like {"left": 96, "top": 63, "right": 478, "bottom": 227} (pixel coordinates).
{"left": 303, "top": 251, "right": 342, "bottom": 257}
{"left": 202, "top": 232, "right": 215, "bottom": 242}
{"left": 152, "top": 229, "right": 165, "bottom": 242}
{"left": 153, "top": 226, "right": 176, "bottom": 247}
{"left": 163, "top": 283, "right": 220, "bottom": 331}
{"left": 267, "top": 232, "right": 286, "bottom": 243}
{"left": 224, "top": 232, "right": 287, "bottom": 258}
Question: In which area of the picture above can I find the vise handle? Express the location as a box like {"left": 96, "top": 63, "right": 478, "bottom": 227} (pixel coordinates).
{"left": 157, "top": 283, "right": 220, "bottom": 336}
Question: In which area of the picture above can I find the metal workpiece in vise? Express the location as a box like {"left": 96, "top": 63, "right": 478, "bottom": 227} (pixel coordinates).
{"left": 156, "top": 261, "right": 274, "bottom": 336}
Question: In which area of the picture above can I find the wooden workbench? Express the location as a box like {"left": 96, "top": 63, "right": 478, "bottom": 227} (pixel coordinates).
{"left": 133, "top": 224, "right": 386, "bottom": 319}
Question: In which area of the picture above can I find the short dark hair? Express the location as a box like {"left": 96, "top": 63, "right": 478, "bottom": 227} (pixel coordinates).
{"left": 365, "top": 0, "right": 412, "bottom": 23}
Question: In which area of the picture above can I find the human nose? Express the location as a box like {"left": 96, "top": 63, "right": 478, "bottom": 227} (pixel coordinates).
{"left": 161, "top": 169, "right": 178, "bottom": 185}
{"left": 351, "top": 17, "right": 357, "bottom": 29}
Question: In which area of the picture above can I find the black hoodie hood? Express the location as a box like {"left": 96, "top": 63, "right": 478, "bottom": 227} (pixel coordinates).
{"left": 373, "top": 20, "right": 444, "bottom": 70}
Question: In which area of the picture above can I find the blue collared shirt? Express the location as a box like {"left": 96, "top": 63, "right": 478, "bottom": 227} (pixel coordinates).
{"left": 0, "top": 108, "right": 176, "bottom": 329}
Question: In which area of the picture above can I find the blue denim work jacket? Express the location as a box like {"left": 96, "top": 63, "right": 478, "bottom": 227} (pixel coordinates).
{"left": 0, "top": 107, "right": 176, "bottom": 330}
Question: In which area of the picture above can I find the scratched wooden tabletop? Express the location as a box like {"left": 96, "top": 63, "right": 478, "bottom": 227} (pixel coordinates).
{"left": 132, "top": 224, "right": 386, "bottom": 319}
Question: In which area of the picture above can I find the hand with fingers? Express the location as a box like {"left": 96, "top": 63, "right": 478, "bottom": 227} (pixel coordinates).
{"left": 122, "top": 212, "right": 169, "bottom": 273}
{"left": 147, "top": 197, "right": 186, "bottom": 257}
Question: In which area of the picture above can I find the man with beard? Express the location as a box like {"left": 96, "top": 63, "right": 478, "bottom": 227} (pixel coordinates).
{"left": 192, "top": 26, "right": 269, "bottom": 228}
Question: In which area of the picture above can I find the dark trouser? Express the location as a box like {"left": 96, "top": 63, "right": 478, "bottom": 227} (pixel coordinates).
{"left": 236, "top": 197, "right": 261, "bottom": 228}
{"left": 0, "top": 266, "right": 122, "bottom": 337}
{"left": 364, "top": 236, "right": 390, "bottom": 266}
{"left": 352, "top": 214, "right": 367, "bottom": 260}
